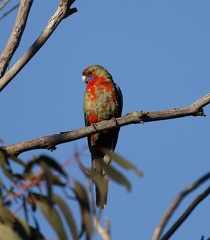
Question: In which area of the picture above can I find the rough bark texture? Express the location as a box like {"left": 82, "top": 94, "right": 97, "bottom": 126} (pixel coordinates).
{"left": 0, "top": 0, "right": 77, "bottom": 91}
{"left": 2, "top": 93, "right": 210, "bottom": 156}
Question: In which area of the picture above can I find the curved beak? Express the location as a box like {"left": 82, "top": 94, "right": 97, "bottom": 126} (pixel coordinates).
{"left": 82, "top": 75, "right": 94, "bottom": 83}
{"left": 82, "top": 75, "right": 87, "bottom": 83}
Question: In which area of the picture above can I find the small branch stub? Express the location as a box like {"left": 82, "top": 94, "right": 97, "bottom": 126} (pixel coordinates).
{"left": 1, "top": 93, "right": 210, "bottom": 157}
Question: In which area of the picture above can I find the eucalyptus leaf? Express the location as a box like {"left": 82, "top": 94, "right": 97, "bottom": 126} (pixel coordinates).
{"left": 13, "top": 216, "right": 31, "bottom": 239}
{"left": 73, "top": 181, "right": 92, "bottom": 239}
{"left": 37, "top": 197, "right": 67, "bottom": 240}
{"left": 10, "top": 155, "right": 26, "bottom": 167}
{"left": 30, "top": 226, "right": 45, "bottom": 240}
{"left": 102, "top": 162, "right": 131, "bottom": 191}
{"left": 0, "top": 224, "right": 22, "bottom": 240}
{"left": 102, "top": 148, "right": 143, "bottom": 176}
{"left": 0, "top": 149, "right": 14, "bottom": 182}
{"left": 25, "top": 155, "right": 67, "bottom": 179}
{"left": 0, "top": 203, "right": 15, "bottom": 226}
{"left": 40, "top": 161, "right": 53, "bottom": 206}
{"left": 53, "top": 194, "right": 78, "bottom": 240}
{"left": 90, "top": 169, "right": 107, "bottom": 206}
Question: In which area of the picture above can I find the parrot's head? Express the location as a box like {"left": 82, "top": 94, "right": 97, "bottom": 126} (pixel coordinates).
{"left": 82, "top": 65, "right": 113, "bottom": 84}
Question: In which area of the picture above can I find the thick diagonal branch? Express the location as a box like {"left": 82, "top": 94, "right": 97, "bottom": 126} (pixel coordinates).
{"left": 0, "top": 0, "right": 32, "bottom": 77}
{"left": 2, "top": 93, "right": 210, "bottom": 156}
{"left": 0, "top": 0, "right": 77, "bottom": 91}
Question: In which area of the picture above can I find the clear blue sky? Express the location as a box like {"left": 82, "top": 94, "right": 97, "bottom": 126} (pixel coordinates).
{"left": 1, "top": 0, "right": 210, "bottom": 239}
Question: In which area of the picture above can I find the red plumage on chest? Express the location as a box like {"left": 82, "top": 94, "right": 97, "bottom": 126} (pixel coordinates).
{"left": 84, "top": 76, "right": 119, "bottom": 126}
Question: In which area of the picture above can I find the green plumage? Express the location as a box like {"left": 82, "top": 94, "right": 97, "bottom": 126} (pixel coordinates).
{"left": 82, "top": 65, "right": 123, "bottom": 208}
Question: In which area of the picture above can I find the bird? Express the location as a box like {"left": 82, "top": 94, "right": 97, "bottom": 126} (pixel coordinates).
{"left": 82, "top": 64, "right": 123, "bottom": 208}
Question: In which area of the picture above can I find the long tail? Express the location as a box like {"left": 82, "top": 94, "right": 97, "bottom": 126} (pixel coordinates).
{"left": 91, "top": 154, "right": 111, "bottom": 208}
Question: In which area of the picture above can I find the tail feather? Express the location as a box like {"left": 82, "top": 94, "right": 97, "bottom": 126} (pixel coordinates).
{"left": 92, "top": 155, "right": 111, "bottom": 208}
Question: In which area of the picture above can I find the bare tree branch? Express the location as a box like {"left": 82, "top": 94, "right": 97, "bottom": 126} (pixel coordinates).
{"left": 161, "top": 185, "right": 210, "bottom": 240}
{"left": 94, "top": 216, "right": 110, "bottom": 240}
{"left": 0, "top": 0, "right": 32, "bottom": 78}
{"left": 0, "top": 0, "right": 77, "bottom": 91}
{"left": 87, "top": 177, "right": 111, "bottom": 240}
{"left": 152, "top": 172, "right": 210, "bottom": 240}
{"left": 1, "top": 93, "right": 210, "bottom": 156}
{"left": 0, "top": 3, "right": 20, "bottom": 20}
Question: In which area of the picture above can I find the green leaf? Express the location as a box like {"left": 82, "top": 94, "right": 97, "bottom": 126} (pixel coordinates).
{"left": 0, "top": 148, "right": 8, "bottom": 160}
{"left": 0, "top": 201, "right": 15, "bottom": 226}
{"left": 29, "top": 226, "right": 45, "bottom": 240}
{"left": 102, "top": 148, "right": 143, "bottom": 176}
{"left": 13, "top": 216, "right": 31, "bottom": 239}
{"left": 36, "top": 196, "right": 67, "bottom": 240}
{"left": 31, "top": 215, "right": 46, "bottom": 239}
{"left": 53, "top": 194, "right": 78, "bottom": 240}
{"left": 51, "top": 175, "right": 66, "bottom": 186}
{"left": 73, "top": 181, "right": 92, "bottom": 239}
{"left": 10, "top": 155, "right": 26, "bottom": 167}
{"left": 90, "top": 169, "right": 107, "bottom": 205}
{"left": 22, "top": 197, "right": 29, "bottom": 223}
{"left": 39, "top": 161, "right": 53, "bottom": 206}
{"left": 0, "top": 224, "right": 22, "bottom": 240}
{"left": 73, "top": 181, "right": 89, "bottom": 209}
{"left": 0, "top": 168, "right": 14, "bottom": 182}
{"left": 28, "top": 192, "right": 37, "bottom": 212}
{"left": 25, "top": 155, "right": 67, "bottom": 179}
{"left": 0, "top": 202, "right": 30, "bottom": 239}
{"left": 75, "top": 155, "right": 90, "bottom": 177}
{"left": 0, "top": 149, "right": 14, "bottom": 182}
{"left": 102, "top": 162, "right": 131, "bottom": 191}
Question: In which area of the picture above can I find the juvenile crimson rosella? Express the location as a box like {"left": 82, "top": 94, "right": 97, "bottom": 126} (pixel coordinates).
{"left": 82, "top": 65, "right": 123, "bottom": 208}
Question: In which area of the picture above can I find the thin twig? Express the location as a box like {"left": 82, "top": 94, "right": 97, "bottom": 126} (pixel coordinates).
{"left": 152, "top": 172, "right": 210, "bottom": 240}
{"left": 161, "top": 186, "right": 210, "bottom": 240}
{"left": 1, "top": 93, "right": 210, "bottom": 157}
{"left": 0, "top": 0, "right": 10, "bottom": 10}
{"left": 9, "top": 150, "right": 77, "bottom": 201}
{"left": 87, "top": 169, "right": 110, "bottom": 240}
{"left": 87, "top": 161, "right": 106, "bottom": 237}
{"left": 94, "top": 215, "right": 110, "bottom": 240}
{"left": 9, "top": 172, "right": 43, "bottom": 201}
{"left": 87, "top": 176, "right": 96, "bottom": 216}
{"left": 0, "top": 3, "right": 19, "bottom": 19}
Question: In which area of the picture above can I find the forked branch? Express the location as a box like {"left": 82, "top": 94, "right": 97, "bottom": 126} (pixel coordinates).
{"left": 0, "top": 0, "right": 77, "bottom": 91}
{"left": 152, "top": 172, "right": 210, "bottom": 240}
